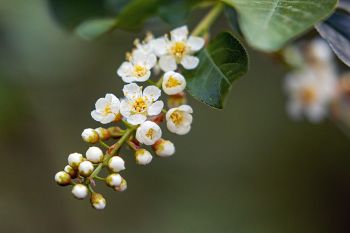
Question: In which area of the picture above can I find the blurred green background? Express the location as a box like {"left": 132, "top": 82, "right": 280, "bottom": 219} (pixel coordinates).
{"left": 1, "top": 1, "right": 350, "bottom": 233}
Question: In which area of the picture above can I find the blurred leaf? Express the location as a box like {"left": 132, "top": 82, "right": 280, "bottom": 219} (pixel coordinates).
{"left": 75, "top": 18, "right": 116, "bottom": 40}
{"left": 223, "top": 0, "right": 338, "bottom": 51}
{"left": 184, "top": 32, "right": 248, "bottom": 109}
{"left": 224, "top": 6, "right": 241, "bottom": 34}
{"left": 316, "top": 11, "right": 350, "bottom": 66}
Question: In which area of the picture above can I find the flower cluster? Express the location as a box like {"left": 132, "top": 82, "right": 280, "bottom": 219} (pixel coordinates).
{"left": 54, "top": 25, "right": 205, "bottom": 210}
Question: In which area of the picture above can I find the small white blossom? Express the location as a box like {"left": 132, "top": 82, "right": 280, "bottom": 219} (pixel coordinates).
{"left": 162, "top": 71, "right": 186, "bottom": 95}
{"left": 108, "top": 156, "right": 125, "bottom": 172}
{"left": 153, "top": 139, "right": 175, "bottom": 157}
{"left": 72, "top": 184, "right": 88, "bottom": 200}
{"left": 115, "top": 179, "right": 127, "bottom": 192}
{"left": 91, "top": 94, "right": 121, "bottom": 124}
{"left": 67, "top": 153, "right": 83, "bottom": 169}
{"left": 86, "top": 146, "right": 104, "bottom": 163}
{"left": 94, "top": 127, "right": 110, "bottom": 140}
{"left": 120, "top": 83, "right": 164, "bottom": 125}
{"left": 54, "top": 171, "right": 71, "bottom": 186}
{"left": 166, "top": 105, "right": 193, "bottom": 135}
{"left": 117, "top": 50, "right": 157, "bottom": 83}
{"left": 136, "top": 121, "right": 162, "bottom": 145}
{"left": 153, "top": 25, "right": 205, "bottom": 71}
{"left": 81, "top": 128, "right": 99, "bottom": 143}
{"left": 91, "top": 193, "right": 106, "bottom": 210}
{"left": 106, "top": 173, "right": 123, "bottom": 187}
{"left": 135, "top": 149, "right": 153, "bottom": 165}
{"left": 78, "top": 161, "right": 94, "bottom": 177}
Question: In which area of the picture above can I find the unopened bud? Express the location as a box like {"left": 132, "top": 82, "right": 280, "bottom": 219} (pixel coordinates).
{"left": 67, "top": 153, "right": 83, "bottom": 169}
{"left": 94, "top": 127, "right": 110, "bottom": 140}
{"left": 54, "top": 171, "right": 71, "bottom": 186}
{"left": 106, "top": 173, "right": 122, "bottom": 187}
{"left": 82, "top": 128, "right": 99, "bottom": 143}
{"left": 153, "top": 139, "right": 175, "bottom": 157}
{"left": 108, "top": 156, "right": 125, "bottom": 172}
{"left": 86, "top": 146, "right": 104, "bottom": 163}
{"left": 115, "top": 179, "right": 127, "bottom": 192}
{"left": 72, "top": 184, "right": 88, "bottom": 199}
{"left": 90, "top": 192, "right": 106, "bottom": 210}
{"left": 167, "top": 92, "right": 187, "bottom": 108}
{"left": 64, "top": 165, "right": 77, "bottom": 178}
{"left": 78, "top": 161, "right": 94, "bottom": 177}
{"left": 135, "top": 149, "right": 153, "bottom": 165}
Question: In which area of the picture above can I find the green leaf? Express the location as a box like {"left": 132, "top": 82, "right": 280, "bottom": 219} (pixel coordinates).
{"left": 223, "top": 0, "right": 338, "bottom": 51}
{"left": 184, "top": 32, "right": 248, "bottom": 109}
{"left": 75, "top": 18, "right": 116, "bottom": 40}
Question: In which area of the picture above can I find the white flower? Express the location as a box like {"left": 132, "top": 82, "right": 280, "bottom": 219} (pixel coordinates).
{"left": 153, "top": 25, "right": 205, "bottom": 71}
{"left": 153, "top": 139, "right": 175, "bottom": 157}
{"left": 81, "top": 128, "right": 99, "bottom": 143}
{"left": 136, "top": 121, "right": 162, "bottom": 145}
{"left": 166, "top": 105, "right": 193, "bottom": 135}
{"left": 91, "top": 193, "right": 106, "bottom": 210}
{"left": 72, "top": 184, "right": 88, "bottom": 200}
{"left": 133, "top": 33, "right": 156, "bottom": 56}
{"left": 54, "top": 171, "right": 71, "bottom": 186}
{"left": 106, "top": 173, "right": 123, "bottom": 187}
{"left": 120, "top": 83, "right": 164, "bottom": 125}
{"left": 117, "top": 50, "right": 157, "bottom": 83}
{"left": 78, "top": 161, "right": 94, "bottom": 177}
{"left": 306, "top": 38, "right": 333, "bottom": 65}
{"left": 285, "top": 67, "right": 337, "bottom": 123}
{"left": 108, "top": 156, "right": 125, "bottom": 172}
{"left": 135, "top": 149, "right": 153, "bottom": 165}
{"left": 91, "top": 94, "right": 121, "bottom": 124}
{"left": 86, "top": 146, "right": 104, "bottom": 163}
{"left": 162, "top": 71, "right": 186, "bottom": 95}
{"left": 67, "top": 153, "right": 83, "bottom": 169}
{"left": 115, "top": 179, "right": 127, "bottom": 192}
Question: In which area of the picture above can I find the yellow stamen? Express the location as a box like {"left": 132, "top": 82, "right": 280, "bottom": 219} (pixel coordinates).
{"left": 133, "top": 65, "right": 147, "bottom": 78}
{"left": 170, "top": 110, "right": 184, "bottom": 126}
{"left": 145, "top": 129, "right": 155, "bottom": 139}
{"left": 165, "top": 76, "right": 181, "bottom": 88}
{"left": 132, "top": 97, "right": 148, "bottom": 113}
{"left": 103, "top": 104, "right": 112, "bottom": 116}
{"left": 300, "top": 87, "right": 316, "bottom": 105}
{"left": 170, "top": 42, "right": 187, "bottom": 59}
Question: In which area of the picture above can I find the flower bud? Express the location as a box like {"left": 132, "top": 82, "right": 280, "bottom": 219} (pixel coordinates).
{"left": 106, "top": 173, "right": 122, "bottom": 187}
{"left": 67, "top": 153, "right": 83, "bottom": 169}
{"left": 64, "top": 165, "right": 77, "bottom": 178}
{"left": 78, "top": 161, "right": 94, "bottom": 177}
{"left": 108, "top": 156, "right": 125, "bottom": 172}
{"left": 115, "top": 179, "right": 127, "bottom": 192}
{"left": 71, "top": 184, "right": 88, "bottom": 199}
{"left": 90, "top": 192, "right": 106, "bottom": 210}
{"left": 81, "top": 128, "right": 99, "bottom": 143}
{"left": 54, "top": 171, "right": 71, "bottom": 186}
{"left": 135, "top": 149, "right": 153, "bottom": 165}
{"left": 86, "top": 146, "right": 104, "bottom": 163}
{"left": 94, "top": 127, "right": 110, "bottom": 140}
{"left": 153, "top": 139, "right": 175, "bottom": 157}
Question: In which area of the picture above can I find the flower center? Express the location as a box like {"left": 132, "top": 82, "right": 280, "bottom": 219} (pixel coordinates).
{"left": 133, "top": 65, "right": 147, "bottom": 78}
{"left": 165, "top": 76, "right": 181, "bottom": 88}
{"left": 170, "top": 42, "right": 187, "bottom": 59}
{"left": 132, "top": 97, "right": 148, "bottom": 113}
{"left": 170, "top": 110, "right": 184, "bottom": 126}
{"left": 145, "top": 128, "right": 155, "bottom": 139}
{"left": 103, "top": 104, "right": 112, "bottom": 116}
{"left": 300, "top": 87, "right": 316, "bottom": 105}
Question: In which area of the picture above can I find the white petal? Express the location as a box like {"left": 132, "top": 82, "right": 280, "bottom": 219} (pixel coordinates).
{"left": 148, "top": 101, "right": 164, "bottom": 116}
{"left": 132, "top": 50, "right": 147, "bottom": 64}
{"left": 120, "top": 99, "right": 132, "bottom": 117}
{"left": 159, "top": 55, "right": 177, "bottom": 72}
{"left": 109, "top": 95, "right": 120, "bottom": 113}
{"left": 175, "top": 125, "right": 191, "bottom": 135}
{"left": 152, "top": 37, "right": 168, "bottom": 56}
{"left": 117, "top": 62, "right": 133, "bottom": 77}
{"left": 91, "top": 110, "right": 102, "bottom": 122}
{"left": 145, "top": 53, "right": 157, "bottom": 69}
{"left": 127, "top": 114, "right": 147, "bottom": 125}
{"left": 187, "top": 36, "right": 205, "bottom": 51}
{"left": 181, "top": 55, "right": 199, "bottom": 70}
{"left": 170, "top": 25, "right": 188, "bottom": 41}
{"left": 143, "top": 85, "right": 161, "bottom": 101}
{"left": 100, "top": 113, "right": 116, "bottom": 124}
{"left": 178, "top": 105, "right": 193, "bottom": 114}
{"left": 95, "top": 98, "right": 107, "bottom": 111}
{"left": 123, "top": 83, "right": 142, "bottom": 100}
{"left": 306, "top": 104, "right": 326, "bottom": 123}
{"left": 134, "top": 70, "right": 151, "bottom": 82}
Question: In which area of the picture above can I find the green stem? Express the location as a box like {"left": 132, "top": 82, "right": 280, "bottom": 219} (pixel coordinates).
{"left": 191, "top": 2, "right": 224, "bottom": 37}
{"left": 99, "top": 140, "right": 110, "bottom": 149}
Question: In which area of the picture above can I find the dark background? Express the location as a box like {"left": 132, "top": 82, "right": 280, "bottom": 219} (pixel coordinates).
{"left": 1, "top": 1, "right": 350, "bottom": 233}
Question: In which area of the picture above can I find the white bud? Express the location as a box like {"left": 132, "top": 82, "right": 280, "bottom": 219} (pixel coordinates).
{"left": 90, "top": 193, "right": 106, "bottom": 210}
{"left": 64, "top": 165, "right": 77, "bottom": 177}
{"left": 106, "top": 173, "right": 122, "bottom": 187}
{"left": 86, "top": 146, "right": 104, "bottom": 163}
{"left": 67, "top": 153, "right": 83, "bottom": 169}
{"left": 115, "top": 179, "right": 127, "bottom": 192}
{"left": 135, "top": 149, "right": 153, "bottom": 165}
{"left": 95, "top": 127, "right": 110, "bottom": 140}
{"left": 153, "top": 139, "right": 175, "bottom": 157}
{"left": 81, "top": 128, "right": 99, "bottom": 143}
{"left": 78, "top": 161, "right": 94, "bottom": 177}
{"left": 71, "top": 184, "right": 88, "bottom": 199}
{"left": 108, "top": 156, "right": 125, "bottom": 172}
{"left": 54, "top": 171, "right": 71, "bottom": 186}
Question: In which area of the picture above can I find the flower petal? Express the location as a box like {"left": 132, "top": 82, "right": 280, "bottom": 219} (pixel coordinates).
{"left": 151, "top": 37, "right": 168, "bottom": 56}
{"left": 123, "top": 83, "right": 142, "bottom": 100}
{"left": 127, "top": 114, "right": 147, "bottom": 125}
{"left": 145, "top": 53, "right": 157, "bottom": 69}
{"left": 91, "top": 110, "right": 102, "bottom": 122}
{"left": 181, "top": 55, "right": 199, "bottom": 70}
{"left": 178, "top": 105, "right": 193, "bottom": 114}
{"left": 159, "top": 55, "right": 177, "bottom": 72}
{"left": 187, "top": 36, "right": 205, "bottom": 51}
{"left": 120, "top": 99, "right": 132, "bottom": 118}
{"left": 170, "top": 25, "right": 188, "bottom": 41}
{"left": 95, "top": 98, "right": 107, "bottom": 111}
{"left": 117, "top": 62, "right": 133, "bottom": 77}
{"left": 100, "top": 113, "right": 116, "bottom": 124}
{"left": 143, "top": 85, "right": 161, "bottom": 101}
{"left": 148, "top": 101, "right": 164, "bottom": 116}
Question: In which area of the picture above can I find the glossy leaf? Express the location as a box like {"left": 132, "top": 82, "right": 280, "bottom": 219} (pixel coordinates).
{"left": 184, "top": 32, "right": 248, "bottom": 109}
{"left": 223, "top": 0, "right": 338, "bottom": 51}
